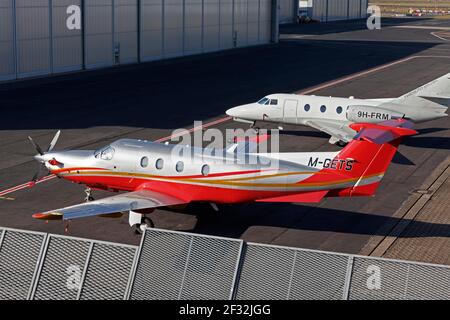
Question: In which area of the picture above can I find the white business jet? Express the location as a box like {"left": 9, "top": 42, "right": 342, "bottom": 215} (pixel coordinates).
{"left": 226, "top": 73, "right": 449, "bottom": 145}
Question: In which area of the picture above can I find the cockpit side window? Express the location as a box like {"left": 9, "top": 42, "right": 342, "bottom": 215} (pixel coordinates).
{"left": 257, "top": 97, "right": 269, "bottom": 105}
{"left": 94, "top": 146, "right": 115, "bottom": 160}
{"left": 270, "top": 99, "right": 278, "bottom": 105}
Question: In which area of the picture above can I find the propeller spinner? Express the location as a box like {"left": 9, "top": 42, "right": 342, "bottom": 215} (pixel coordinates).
{"left": 28, "top": 130, "right": 61, "bottom": 184}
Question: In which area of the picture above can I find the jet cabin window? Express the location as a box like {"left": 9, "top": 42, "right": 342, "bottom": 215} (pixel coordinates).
{"left": 94, "top": 146, "right": 115, "bottom": 160}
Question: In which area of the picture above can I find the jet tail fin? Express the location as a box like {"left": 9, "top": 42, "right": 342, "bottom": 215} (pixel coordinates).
{"left": 393, "top": 73, "right": 450, "bottom": 112}
{"left": 331, "top": 119, "right": 417, "bottom": 197}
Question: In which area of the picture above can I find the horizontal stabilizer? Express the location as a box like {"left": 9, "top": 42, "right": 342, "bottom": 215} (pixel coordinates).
{"left": 350, "top": 119, "right": 417, "bottom": 144}
{"left": 256, "top": 190, "right": 328, "bottom": 203}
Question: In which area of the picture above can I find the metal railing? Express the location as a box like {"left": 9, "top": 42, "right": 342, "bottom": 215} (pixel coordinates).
{"left": 1, "top": 226, "right": 449, "bottom": 300}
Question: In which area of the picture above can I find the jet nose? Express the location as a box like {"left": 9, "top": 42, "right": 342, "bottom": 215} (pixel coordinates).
{"left": 226, "top": 105, "right": 252, "bottom": 118}
{"left": 226, "top": 106, "right": 239, "bottom": 117}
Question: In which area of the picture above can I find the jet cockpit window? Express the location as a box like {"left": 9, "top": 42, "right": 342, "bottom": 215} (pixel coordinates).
{"left": 270, "top": 99, "right": 278, "bottom": 105}
{"left": 94, "top": 146, "right": 115, "bottom": 160}
{"left": 257, "top": 97, "right": 269, "bottom": 105}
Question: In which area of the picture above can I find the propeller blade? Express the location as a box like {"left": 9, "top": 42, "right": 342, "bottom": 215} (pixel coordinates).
{"left": 28, "top": 136, "right": 44, "bottom": 155}
{"left": 31, "top": 162, "right": 49, "bottom": 183}
{"left": 47, "top": 130, "right": 61, "bottom": 152}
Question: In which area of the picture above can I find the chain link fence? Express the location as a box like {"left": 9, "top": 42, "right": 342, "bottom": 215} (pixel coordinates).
{"left": 1, "top": 227, "right": 449, "bottom": 300}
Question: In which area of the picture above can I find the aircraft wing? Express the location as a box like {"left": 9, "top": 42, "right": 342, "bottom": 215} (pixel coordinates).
{"left": 33, "top": 189, "right": 188, "bottom": 220}
{"left": 305, "top": 119, "right": 356, "bottom": 143}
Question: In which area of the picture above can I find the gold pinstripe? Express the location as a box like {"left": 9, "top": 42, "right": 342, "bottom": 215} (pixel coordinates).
{"left": 59, "top": 169, "right": 384, "bottom": 188}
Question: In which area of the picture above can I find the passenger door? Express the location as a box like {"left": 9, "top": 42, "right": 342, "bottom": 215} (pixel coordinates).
{"left": 283, "top": 99, "right": 298, "bottom": 124}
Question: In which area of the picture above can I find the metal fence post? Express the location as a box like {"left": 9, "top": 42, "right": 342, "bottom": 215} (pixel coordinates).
{"left": 342, "top": 255, "right": 355, "bottom": 300}
{"left": 124, "top": 229, "right": 148, "bottom": 300}
{"left": 28, "top": 234, "right": 51, "bottom": 300}
{"left": 285, "top": 250, "right": 298, "bottom": 300}
{"left": 177, "top": 236, "right": 194, "bottom": 300}
{"left": 75, "top": 242, "right": 94, "bottom": 300}
{"left": 229, "top": 240, "right": 245, "bottom": 300}
{"left": 0, "top": 229, "right": 5, "bottom": 250}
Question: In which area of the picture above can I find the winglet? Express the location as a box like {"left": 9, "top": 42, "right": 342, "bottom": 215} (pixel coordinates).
{"left": 32, "top": 212, "right": 63, "bottom": 220}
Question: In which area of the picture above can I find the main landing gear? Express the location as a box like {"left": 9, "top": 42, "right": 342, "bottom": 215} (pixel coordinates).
{"left": 129, "top": 210, "right": 154, "bottom": 234}
{"left": 84, "top": 187, "right": 94, "bottom": 202}
{"left": 335, "top": 140, "right": 348, "bottom": 148}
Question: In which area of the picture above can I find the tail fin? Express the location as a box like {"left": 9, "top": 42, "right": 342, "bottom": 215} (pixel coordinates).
{"left": 331, "top": 119, "right": 417, "bottom": 197}
{"left": 390, "top": 73, "right": 449, "bottom": 120}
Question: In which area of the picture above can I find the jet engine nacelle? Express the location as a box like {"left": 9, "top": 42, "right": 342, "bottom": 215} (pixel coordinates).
{"left": 346, "top": 105, "right": 404, "bottom": 123}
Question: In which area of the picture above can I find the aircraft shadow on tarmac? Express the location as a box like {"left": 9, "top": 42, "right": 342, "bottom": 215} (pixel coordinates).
{"left": 402, "top": 136, "right": 450, "bottom": 150}
{"left": 166, "top": 202, "right": 450, "bottom": 240}
{"left": 280, "top": 130, "right": 330, "bottom": 139}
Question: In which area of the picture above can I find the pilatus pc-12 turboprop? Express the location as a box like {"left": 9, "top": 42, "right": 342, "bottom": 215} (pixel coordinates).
{"left": 29, "top": 120, "right": 416, "bottom": 232}
{"left": 226, "top": 73, "right": 449, "bottom": 146}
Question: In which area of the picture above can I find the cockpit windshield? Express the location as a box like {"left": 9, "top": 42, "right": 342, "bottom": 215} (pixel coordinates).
{"left": 257, "top": 97, "right": 270, "bottom": 105}
{"left": 257, "top": 97, "right": 278, "bottom": 106}
{"left": 94, "top": 145, "right": 115, "bottom": 160}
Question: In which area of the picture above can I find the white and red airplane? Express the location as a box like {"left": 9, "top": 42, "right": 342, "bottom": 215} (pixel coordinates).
{"left": 29, "top": 119, "right": 416, "bottom": 233}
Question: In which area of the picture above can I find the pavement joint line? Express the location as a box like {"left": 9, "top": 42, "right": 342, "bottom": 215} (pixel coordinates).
{"left": 431, "top": 31, "right": 450, "bottom": 41}
{"left": 392, "top": 25, "right": 450, "bottom": 31}
{"left": 367, "top": 156, "right": 450, "bottom": 258}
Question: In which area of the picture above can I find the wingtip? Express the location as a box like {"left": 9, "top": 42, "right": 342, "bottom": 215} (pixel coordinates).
{"left": 33, "top": 212, "right": 63, "bottom": 220}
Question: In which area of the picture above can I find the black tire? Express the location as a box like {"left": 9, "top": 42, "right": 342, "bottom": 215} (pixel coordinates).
{"left": 336, "top": 141, "right": 348, "bottom": 148}
{"left": 142, "top": 217, "right": 155, "bottom": 228}
{"left": 133, "top": 224, "right": 143, "bottom": 235}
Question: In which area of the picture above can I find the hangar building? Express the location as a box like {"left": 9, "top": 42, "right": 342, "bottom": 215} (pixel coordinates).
{"left": 279, "top": 0, "right": 369, "bottom": 24}
{"left": 0, "top": 0, "right": 278, "bottom": 82}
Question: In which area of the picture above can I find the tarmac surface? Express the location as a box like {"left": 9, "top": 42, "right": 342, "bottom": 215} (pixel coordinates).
{"left": 0, "top": 18, "right": 449, "bottom": 263}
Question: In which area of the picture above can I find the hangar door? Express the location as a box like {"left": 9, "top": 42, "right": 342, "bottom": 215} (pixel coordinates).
{"left": 234, "top": 0, "right": 273, "bottom": 48}
{"left": 85, "top": 0, "right": 138, "bottom": 69}
{"left": 52, "top": 0, "right": 83, "bottom": 74}
{"left": 279, "top": 0, "right": 295, "bottom": 24}
{"left": 15, "top": 0, "right": 52, "bottom": 78}
{"left": 0, "top": 0, "right": 15, "bottom": 81}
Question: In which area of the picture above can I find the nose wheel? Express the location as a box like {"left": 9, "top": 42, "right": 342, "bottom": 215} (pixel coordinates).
{"left": 250, "top": 122, "right": 260, "bottom": 133}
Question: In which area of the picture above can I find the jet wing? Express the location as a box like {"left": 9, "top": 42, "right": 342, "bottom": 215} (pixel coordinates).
{"left": 33, "top": 189, "right": 188, "bottom": 220}
{"left": 305, "top": 120, "right": 356, "bottom": 143}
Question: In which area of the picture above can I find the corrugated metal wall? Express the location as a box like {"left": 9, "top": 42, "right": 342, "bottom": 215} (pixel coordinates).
{"left": 16, "top": 0, "right": 52, "bottom": 78}
{"left": 0, "top": 0, "right": 276, "bottom": 81}
{"left": 53, "top": 0, "right": 83, "bottom": 73}
{"left": 0, "top": 0, "right": 16, "bottom": 81}
{"left": 278, "top": 0, "right": 296, "bottom": 24}
{"left": 310, "top": 0, "right": 368, "bottom": 22}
